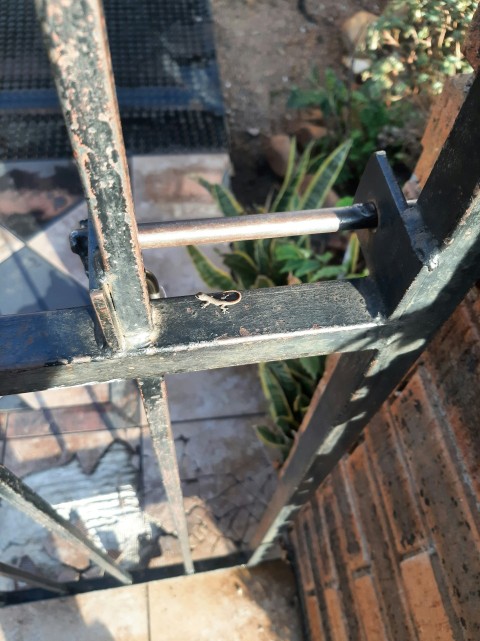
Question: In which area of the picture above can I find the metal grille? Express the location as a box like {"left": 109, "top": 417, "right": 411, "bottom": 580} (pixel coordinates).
{"left": 0, "top": 0, "right": 227, "bottom": 159}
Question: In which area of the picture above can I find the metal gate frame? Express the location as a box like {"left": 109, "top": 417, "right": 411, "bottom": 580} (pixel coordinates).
{"left": 1, "top": 0, "right": 479, "bottom": 593}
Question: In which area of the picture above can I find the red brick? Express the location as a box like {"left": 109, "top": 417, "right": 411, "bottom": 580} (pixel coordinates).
{"left": 292, "top": 510, "right": 315, "bottom": 593}
{"left": 322, "top": 485, "right": 364, "bottom": 640}
{"left": 424, "top": 304, "right": 480, "bottom": 499}
{"left": 324, "top": 587, "right": 349, "bottom": 641}
{"left": 331, "top": 462, "right": 368, "bottom": 572}
{"left": 301, "top": 503, "right": 337, "bottom": 640}
{"left": 352, "top": 574, "right": 388, "bottom": 641}
{"left": 391, "top": 370, "right": 480, "bottom": 639}
{"left": 401, "top": 552, "right": 455, "bottom": 641}
{"left": 312, "top": 486, "right": 336, "bottom": 586}
{"left": 365, "top": 406, "right": 427, "bottom": 556}
{"left": 346, "top": 444, "right": 416, "bottom": 641}
{"left": 305, "top": 594, "right": 327, "bottom": 641}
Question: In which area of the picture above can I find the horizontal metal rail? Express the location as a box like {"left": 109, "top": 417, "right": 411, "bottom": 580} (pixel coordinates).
{"left": 138, "top": 203, "right": 377, "bottom": 249}
{"left": 0, "top": 281, "right": 384, "bottom": 395}
{"left": 0, "top": 561, "right": 68, "bottom": 595}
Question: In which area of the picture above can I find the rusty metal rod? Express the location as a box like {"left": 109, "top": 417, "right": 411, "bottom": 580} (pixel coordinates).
{"left": 0, "top": 464, "right": 132, "bottom": 585}
{"left": 0, "top": 561, "right": 68, "bottom": 595}
{"left": 138, "top": 203, "right": 377, "bottom": 249}
{"left": 35, "top": 0, "right": 154, "bottom": 350}
{"left": 138, "top": 378, "right": 194, "bottom": 575}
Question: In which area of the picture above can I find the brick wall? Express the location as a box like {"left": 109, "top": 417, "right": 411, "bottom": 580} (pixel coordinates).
{"left": 290, "top": 23, "right": 480, "bottom": 641}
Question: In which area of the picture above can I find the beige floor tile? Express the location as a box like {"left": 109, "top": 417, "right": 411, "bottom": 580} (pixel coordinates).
{"left": 0, "top": 583, "right": 149, "bottom": 641}
{"left": 18, "top": 383, "right": 111, "bottom": 411}
{"left": 26, "top": 201, "right": 89, "bottom": 288}
{"left": 147, "top": 561, "right": 302, "bottom": 641}
{"left": 0, "top": 226, "right": 23, "bottom": 263}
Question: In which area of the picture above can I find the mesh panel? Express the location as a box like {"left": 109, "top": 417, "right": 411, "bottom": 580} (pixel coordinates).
{"left": 0, "top": 0, "right": 227, "bottom": 159}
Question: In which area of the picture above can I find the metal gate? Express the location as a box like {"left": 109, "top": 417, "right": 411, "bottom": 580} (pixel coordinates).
{"left": 1, "top": 0, "right": 480, "bottom": 597}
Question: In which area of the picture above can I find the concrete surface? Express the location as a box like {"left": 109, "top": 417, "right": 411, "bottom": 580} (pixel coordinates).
{"left": 0, "top": 561, "right": 303, "bottom": 641}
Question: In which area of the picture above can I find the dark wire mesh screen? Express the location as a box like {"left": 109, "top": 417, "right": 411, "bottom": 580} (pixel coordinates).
{"left": 0, "top": 0, "right": 227, "bottom": 159}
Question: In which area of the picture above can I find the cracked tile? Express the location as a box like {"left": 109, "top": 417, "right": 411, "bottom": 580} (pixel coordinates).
{"left": 165, "top": 365, "right": 266, "bottom": 422}
{"left": 0, "top": 441, "right": 152, "bottom": 583}
{"left": 141, "top": 416, "right": 276, "bottom": 555}
{"left": 4, "top": 427, "right": 141, "bottom": 477}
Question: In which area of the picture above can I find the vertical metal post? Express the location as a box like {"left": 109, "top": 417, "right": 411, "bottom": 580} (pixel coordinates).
{"left": 0, "top": 464, "right": 132, "bottom": 585}
{"left": 35, "top": 0, "right": 154, "bottom": 350}
{"left": 138, "top": 378, "right": 194, "bottom": 574}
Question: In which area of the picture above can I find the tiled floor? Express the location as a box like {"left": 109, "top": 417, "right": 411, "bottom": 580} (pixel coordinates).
{"left": 0, "top": 561, "right": 302, "bottom": 641}
{"left": 0, "top": 154, "right": 277, "bottom": 591}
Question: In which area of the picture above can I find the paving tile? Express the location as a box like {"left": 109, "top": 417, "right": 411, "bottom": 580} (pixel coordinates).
{"left": 4, "top": 427, "right": 140, "bottom": 477}
{"left": 27, "top": 200, "right": 89, "bottom": 288}
{"left": 0, "top": 440, "right": 150, "bottom": 582}
{"left": 17, "top": 382, "right": 112, "bottom": 411}
{"left": 165, "top": 365, "right": 266, "bottom": 422}
{"left": 0, "top": 584, "right": 149, "bottom": 641}
{"left": 0, "top": 413, "right": 6, "bottom": 439}
{"left": 7, "top": 402, "right": 143, "bottom": 438}
{"left": 141, "top": 416, "right": 276, "bottom": 556}
{"left": 147, "top": 561, "right": 302, "bottom": 641}
{"left": 0, "top": 159, "right": 83, "bottom": 241}
{"left": 131, "top": 153, "right": 230, "bottom": 223}
{"left": 0, "top": 246, "right": 89, "bottom": 315}
{"left": 0, "top": 224, "right": 23, "bottom": 263}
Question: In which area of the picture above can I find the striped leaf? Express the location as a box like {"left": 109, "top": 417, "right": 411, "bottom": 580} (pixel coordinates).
{"left": 187, "top": 246, "right": 236, "bottom": 290}
{"left": 299, "top": 139, "right": 352, "bottom": 210}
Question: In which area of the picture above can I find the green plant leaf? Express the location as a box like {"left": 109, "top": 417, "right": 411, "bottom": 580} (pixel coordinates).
{"left": 197, "top": 177, "right": 243, "bottom": 217}
{"left": 299, "top": 139, "right": 352, "bottom": 210}
{"left": 271, "top": 138, "right": 297, "bottom": 210}
{"left": 266, "top": 361, "right": 302, "bottom": 408}
{"left": 273, "top": 141, "right": 316, "bottom": 212}
{"left": 253, "top": 274, "right": 276, "bottom": 288}
{"left": 255, "top": 425, "right": 290, "bottom": 447}
{"left": 342, "top": 233, "right": 361, "bottom": 275}
{"left": 309, "top": 265, "right": 347, "bottom": 281}
{"left": 254, "top": 239, "right": 271, "bottom": 275}
{"left": 298, "top": 355, "right": 325, "bottom": 380}
{"left": 276, "top": 416, "right": 299, "bottom": 438}
{"left": 223, "top": 251, "right": 259, "bottom": 288}
{"left": 187, "top": 246, "right": 237, "bottom": 290}
{"left": 259, "top": 362, "right": 294, "bottom": 421}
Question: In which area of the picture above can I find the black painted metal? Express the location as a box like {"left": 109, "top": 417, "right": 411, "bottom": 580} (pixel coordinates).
{"left": 0, "top": 561, "right": 68, "bottom": 595}
{"left": 138, "top": 377, "right": 194, "bottom": 574}
{"left": 35, "top": 0, "right": 154, "bottom": 351}
{"left": 248, "top": 73, "right": 480, "bottom": 564}
{"left": 0, "top": 281, "right": 384, "bottom": 395}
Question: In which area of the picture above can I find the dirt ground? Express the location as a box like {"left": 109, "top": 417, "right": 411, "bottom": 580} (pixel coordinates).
{"left": 210, "top": 0, "right": 386, "bottom": 204}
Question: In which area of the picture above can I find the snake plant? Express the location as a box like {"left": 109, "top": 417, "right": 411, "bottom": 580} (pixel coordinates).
{"left": 188, "top": 138, "right": 364, "bottom": 460}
